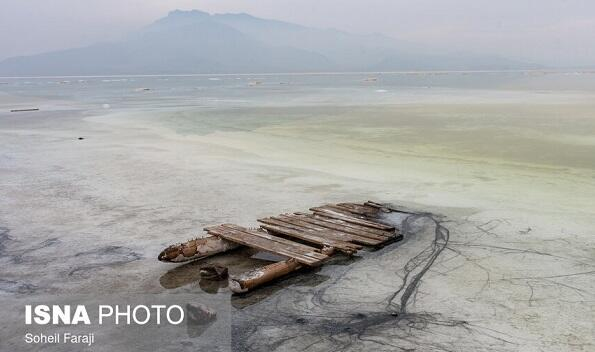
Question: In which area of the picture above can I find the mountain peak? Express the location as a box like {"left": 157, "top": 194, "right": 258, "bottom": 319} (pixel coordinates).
{"left": 147, "top": 9, "right": 212, "bottom": 29}
{"left": 0, "top": 9, "right": 534, "bottom": 76}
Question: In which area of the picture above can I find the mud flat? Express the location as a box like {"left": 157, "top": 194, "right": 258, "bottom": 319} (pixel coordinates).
{"left": 0, "top": 73, "right": 594, "bottom": 351}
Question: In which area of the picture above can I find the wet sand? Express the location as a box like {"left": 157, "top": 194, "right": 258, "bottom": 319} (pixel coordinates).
{"left": 1, "top": 73, "right": 594, "bottom": 351}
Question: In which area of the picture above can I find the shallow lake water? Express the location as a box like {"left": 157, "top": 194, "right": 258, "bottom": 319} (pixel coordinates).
{"left": 1, "top": 71, "right": 594, "bottom": 351}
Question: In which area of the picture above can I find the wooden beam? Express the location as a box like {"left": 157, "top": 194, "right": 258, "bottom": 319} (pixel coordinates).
{"left": 229, "top": 259, "right": 302, "bottom": 293}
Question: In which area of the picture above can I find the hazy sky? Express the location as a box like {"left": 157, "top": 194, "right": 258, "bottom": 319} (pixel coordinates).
{"left": 2, "top": 0, "right": 594, "bottom": 67}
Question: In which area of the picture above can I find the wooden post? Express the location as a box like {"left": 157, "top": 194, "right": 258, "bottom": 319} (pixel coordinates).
{"left": 229, "top": 258, "right": 303, "bottom": 293}
{"left": 158, "top": 235, "right": 239, "bottom": 263}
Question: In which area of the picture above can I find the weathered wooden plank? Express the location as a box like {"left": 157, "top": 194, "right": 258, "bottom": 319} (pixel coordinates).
{"left": 261, "top": 217, "right": 352, "bottom": 242}
{"left": 310, "top": 207, "right": 395, "bottom": 231}
{"left": 271, "top": 216, "right": 358, "bottom": 241}
{"left": 209, "top": 225, "right": 327, "bottom": 264}
{"left": 317, "top": 205, "right": 369, "bottom": 219}
{"left": 259, "top": 218, "right": 364, "bottom": 249}
{"left": 295, "top": 212, "right": 394, "bottom": 238}
{"left": 273, "top": 216, "right": 382, "bottom": 246}
{"left": 296, "top": 213, "right": 394, "bottom": 237}
{"left": 258, "top": 222, "right": 361, "bottom": 254}
{"left": 289, "top": 213, "right": 390, "bottom": 241}
{"left": 221, "top": 224, "right": 321, "bottom": 255}
{"left": 335, "top": 203, "right": 381, "bottom": 217}
{"left": 275, "top": 215, "right": 384, "bottom": 246}
{"left": 205, "top": 225, "right": 326, "bottom": 266}
{"left": 225, "top": 226, "right": 330, "bottom": 262}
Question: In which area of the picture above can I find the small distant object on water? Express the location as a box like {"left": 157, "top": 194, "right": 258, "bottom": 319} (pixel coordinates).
{"left": 208, "top": 77, "right": 221, "bottom": 81}
{"left": 363, "top": 77, "right": 378, "bottom": 82}
{"left": 134, "top": 87, "right": 151, "bottom": 92}
{"left": 248, "top": 80, "right": 262, "bottom": 86}
{"left": 10, "top": 108, "right": 39, "bottom": 113}
{"left": 78, "top": 137, "right": 85, "bottom": 140}
{"left": 102, "top": 103, "right": 110, "bottom": 109}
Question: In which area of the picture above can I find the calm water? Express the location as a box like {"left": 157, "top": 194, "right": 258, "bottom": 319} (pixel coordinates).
{"left": 3, "top": 71, "right": 595, "bottom": 171}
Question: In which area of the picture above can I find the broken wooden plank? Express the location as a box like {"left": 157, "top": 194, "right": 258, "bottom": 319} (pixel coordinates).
{"left": 273, "top": 215, "right": 384, "bottom": 246}
{"left": 158, "top": 235, "right": 240, "bottom": 263}
{"left": 258, "top": 222, "right": 361, "bottom": 254}
{"left": 229, "top": 258, "right": 303, "bottom": 293}
{"left": 205, "top": 225, "right": 327, "bottom": 266}
{"left": 310, "top": 207, "right": 395, "bottom": 231}
{"left": 290, "top": 213, "right": 391, "bottom": 241}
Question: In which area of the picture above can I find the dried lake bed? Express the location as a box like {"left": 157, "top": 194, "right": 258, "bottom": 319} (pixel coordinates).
{"left": 1, "top": 72, "right": 594, "bottom": 351}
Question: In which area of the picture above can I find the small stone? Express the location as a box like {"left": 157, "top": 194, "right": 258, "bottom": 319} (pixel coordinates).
{"left": 199, "top": 265, "right": 228, "bottom": 280}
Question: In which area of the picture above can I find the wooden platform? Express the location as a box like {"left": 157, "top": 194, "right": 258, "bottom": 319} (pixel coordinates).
{"left": 159, "top": 201, "right": 403, "bottom": 293}
{"left": 205, "top": 201, "right": 399, "bottom": 265}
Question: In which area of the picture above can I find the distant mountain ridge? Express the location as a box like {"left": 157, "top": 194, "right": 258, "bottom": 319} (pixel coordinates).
{"left": 0, "top": 9, "right": 535, "bottom": 76}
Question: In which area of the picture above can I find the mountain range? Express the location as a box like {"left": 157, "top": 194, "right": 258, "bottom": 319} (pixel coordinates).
{"left": 0, "top": 9, "right": 535, "bottom": 76}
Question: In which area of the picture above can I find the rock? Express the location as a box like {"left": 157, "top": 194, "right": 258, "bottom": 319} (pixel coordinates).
{"left": 199, "top": 265, "right": 228, "bottom": 280}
